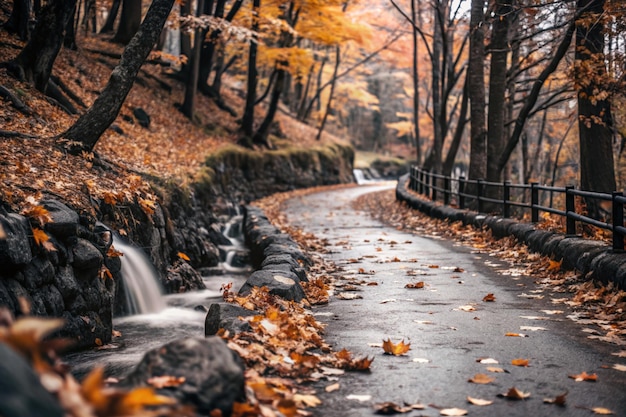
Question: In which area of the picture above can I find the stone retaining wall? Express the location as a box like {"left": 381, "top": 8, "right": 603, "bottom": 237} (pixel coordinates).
{"left": 396, "top": 174, "right": 626, "bottom": 290}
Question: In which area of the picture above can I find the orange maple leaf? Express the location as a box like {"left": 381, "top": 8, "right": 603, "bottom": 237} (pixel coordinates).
{"left": 382, "top": 338, "right": 411, "bottom": 356}
{"left": 32, "top": 227, "right": 49, "bottom": 246}
{"left": 568, "top": 371, "right": 597, "bottom": 382}
{"left": 511, "top": 358, "right": 530, "bottom": 367}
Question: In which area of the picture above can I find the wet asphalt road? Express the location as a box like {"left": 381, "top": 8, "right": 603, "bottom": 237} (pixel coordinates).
{"left": 280, "top": 184, "right": 626, "bottom": 417}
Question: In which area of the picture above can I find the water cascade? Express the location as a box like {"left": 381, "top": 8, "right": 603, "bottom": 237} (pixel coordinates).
{"left": 115, "top": 238, "right": 167, "bottom": 315}
{"left": 217, "top": 208, "right": 251, "bottom": 274}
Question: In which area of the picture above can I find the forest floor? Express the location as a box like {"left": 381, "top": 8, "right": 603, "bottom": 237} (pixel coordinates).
{"left": 0, "top": 2, "right": 342, "bottom": 217}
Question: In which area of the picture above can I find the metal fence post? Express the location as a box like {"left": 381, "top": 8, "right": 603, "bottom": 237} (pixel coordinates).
{"left": 459, "top": 176, "right": 466, "bottom": 209}
{"left": 444, "top": 176, "right": 450, "bottom": 205}
{"left": 424, "top": 170, "right": 430, "bottom": 198}
{"left": 417, "top": 169, "right": 423, "bottom": 194}
{"left": 612, "top": 191, "right": 624, "bottom": 252}
{"left": 565, "top": 185, "right": 576, "bottom": 235}
{"left": 530, "top": 182, "right": 539, "bottom": 223}
{"left": 477, "top": 179, "right": 483, "bottom": 213}
{"left": 503, "top": 180, "right": 510, "bottom": 218}
{"left": 432, "top": 174, "right": 438, "bottom": 201}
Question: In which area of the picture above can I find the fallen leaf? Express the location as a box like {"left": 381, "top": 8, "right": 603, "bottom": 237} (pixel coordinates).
{"left": 325, "top": 383, "right": 340, "bottom": 393}
{"left": 468, "top": 373, "right": 495, "bottom": 384}
{"left": 505, "top": 332, "right": 528, "bottom": 337}
{"left": 373, "top": 401, "right": 425, "bottom": 414}
{"left": 482, "top": 293, "right": 496, "bottom": 302}
{"left": 547, "top": 259, "right": 563, "bottom": 271}
{"left": 382, "top": 339, "right": 411, "bottom": 356}
{"left": 337, "top": 293, "right": 363, "bottom": 300}
{"left": 498, "top": 387, "right": 530, "bottom": 400}
{"left": 543, "top": 392, "right": 567, "bottom": 406}
{"left": 466, "top": 397, "right": 493, "bottom": 406}
{"left": 591, "top": 407, "right": 614, "bottom": 415}
{"left": 477, "top": 358, "right": 499, "bottom": 364}
{"left": 612, "top": 364, "right": 626, "bottom": 372}
{"left": 457, "top": 305, "right": 476, "bottom": 312}
{"left": 428, "top": 264, "right": 439, "bottom": 269}
{"left": 405, "top": 281, "right": 425, "bottom": 289}
{"left": 520, "top": 326, "right": 547, "bottom": 331}
{"left": 453, "top": 267, "right": 465, "bottom": 272}
{"left": 569, "top": 371, "right": 597, "bottom": 382}
{"left": 611, "top": 351, "right": 626, "bottom": 358}
{"left": 380, "top": 299, "right": 397, "bottom": 304}
{"left": 486, "top": 366, "right": 506, "bottom": 373}
{"left": 346, "top": 394, "right": 372, "bottom": 402}
{"left": 293, "top": 394, "right": 321, "bottom": 408}
{"left": 147, "top": 375, "right": 186, "bottom": 389}
{"left": 541, "top": 310, "right": 564, "bottom": 315}
{"left": 511, "top": 359, "right": 530, "bottom": 367}
{"left": 440, "top": 408, "right": 468, "bottom": 416}
{"left": 412, "top": 358, "right": 429, "bottom": 363}
{"left": 177, "top": 251, "right": 190, "bottom": 261}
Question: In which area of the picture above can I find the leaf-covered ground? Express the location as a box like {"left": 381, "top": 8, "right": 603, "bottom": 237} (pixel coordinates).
{"left": 0, "top": 11, "right": 340, "bottom": 216}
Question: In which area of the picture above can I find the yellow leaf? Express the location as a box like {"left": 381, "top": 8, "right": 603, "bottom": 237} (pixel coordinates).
{"left": 325, "top": 382, "right": 340, "bottom": 393}
{"left": 22, "top": 205, "right": 52, "bottom": 226}
{"left": 177, "top": 251, "right": 190, "bottom": 261}
{"left": 293, "top": 394, "right": 321, "bottom": 408}
{"left": 382, "top": 338, "right": 411, "bottom": 356}
{"left": 116, "top": 386, "right": 176, "bottom": 414}
{"left": 505, "top": 332, "right": 528, "bottom": 337}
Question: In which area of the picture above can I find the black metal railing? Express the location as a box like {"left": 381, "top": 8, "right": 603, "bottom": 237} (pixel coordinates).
{"left": 408, "top": 166, "right": 626, "bottom": 252}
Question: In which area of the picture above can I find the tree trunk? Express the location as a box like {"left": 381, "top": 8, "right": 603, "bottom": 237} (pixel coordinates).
{"left": 182, "top": 0, "right": 206, "bottom": 119}
{"left": 467, "top": 0, "right": 487, "bottom": 181}
{"left": 430, "top": 0, "right": 444, "bottom": 174}
{"left": 576, "top": 0, "right": 616, "bottom": 214}
{"left": 4, "top": 0, "right": 32, "bottom": 40}
{"left": 60, "top": 0, "right": 175, "bottom": 153}
{"left": 113, "top": 0, "right": 142, "bottom": 45}
{"left": 241, "top": 0, "right": 260, "bottom": 139}
{"left": 442, "top": 76, "right": 469, "bottom": 176}
{"left": 5, "top": 0, "right": 77, "bottom": 93}
{"left": 253, "top": 66, "right": 286, "bottom": 147}
{"left": 63, "top": 2, "right": 78, "bottom": 50}
{"left": 316, "top": 45, "right": 340, "bottom": 141}
{"left": 411, "top": 0, "right": 421, "bottom": 164}
{"left": 486, "top": 0, "right": 512, "bottom": 184}
{"left": 100, "top": 0, "right": 121, "bottom": 34}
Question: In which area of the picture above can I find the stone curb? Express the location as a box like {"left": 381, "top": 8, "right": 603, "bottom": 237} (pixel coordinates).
{"left": 396, "top": 174, "right": 626, "bottom": 290}
{"left": 237, "top": 206, "right": 310, "bottom": 302}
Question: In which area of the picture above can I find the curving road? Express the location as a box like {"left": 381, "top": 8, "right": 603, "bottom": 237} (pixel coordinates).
{"left": 281, "top": 184, "right": 626, "bottom": 417}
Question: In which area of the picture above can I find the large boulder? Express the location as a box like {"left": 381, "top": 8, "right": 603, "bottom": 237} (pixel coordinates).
{"left": 41, "top": 199, "right": 79, "bottom": 240}
{"left": 0, "top": 343, "right": 64, "bottom": 417}
{"left": 0, "top": 213, "right": 33, "bottom": 270}
{"left": 122, "top": 337, "right": 245, "bottom": 416}
{"left": 239, "top": 270, "right": 306, "bottom": 302}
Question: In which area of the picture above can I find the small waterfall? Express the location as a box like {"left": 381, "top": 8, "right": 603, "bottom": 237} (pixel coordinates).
{"left": 217, "top": 210, "right": 251, "bottom": 274}
{"left": 115, "top": 238, "right": 166, "bottom": 315}
{"left": 353, "top": 169, "right": 367, "bottom": 185}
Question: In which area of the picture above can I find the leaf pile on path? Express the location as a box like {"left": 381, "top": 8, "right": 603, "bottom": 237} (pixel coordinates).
{"left": 353, "top": 189, "right": 626, "bottom": 346}
{"left": 221, "top": 285, "right": 373, "bottom": 416}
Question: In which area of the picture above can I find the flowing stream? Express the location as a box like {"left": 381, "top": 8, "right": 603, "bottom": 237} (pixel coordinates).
{"left": 65, "top": 215, "right": 250, "bottom": 378}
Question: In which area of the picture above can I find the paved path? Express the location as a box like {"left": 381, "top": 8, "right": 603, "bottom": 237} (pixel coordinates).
{"left": 281, "top": 184, "right": 626, "bottom": 417}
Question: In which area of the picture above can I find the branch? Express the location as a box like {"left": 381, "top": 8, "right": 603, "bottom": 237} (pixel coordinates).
{"left": 496, "top": 21, "right": 576, "bottom": 174}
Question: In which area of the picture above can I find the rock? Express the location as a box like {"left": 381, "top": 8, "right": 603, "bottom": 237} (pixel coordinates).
{"left": 0, "top": 213, "right": 33, "bottom": 269}
{"left": 71, "top": 238, "right": 103, "bottom": 272}
{"left": 166, "top": 261, "right": 206, "bottom": 293}
{"left": 205, "top": 303, "right": 255, "bottom": 336}
{"left": 0, "top": 343, "right": 64, "bottom": 417}
{"left": 239, "top": 270, "right": 306, "bottom": 302}
{"left": 122, "top": 337, "right": 245, "bottom": 416}
{"left": 133, "top": 107, "right": 151, "bottom": 128}
{"left": 41, "top": 200, "right": 79, "bottom": 239}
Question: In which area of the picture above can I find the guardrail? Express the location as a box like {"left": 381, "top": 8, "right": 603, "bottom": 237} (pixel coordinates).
{"left": 408, "top": 166, "right": 626, "bottom": 252}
